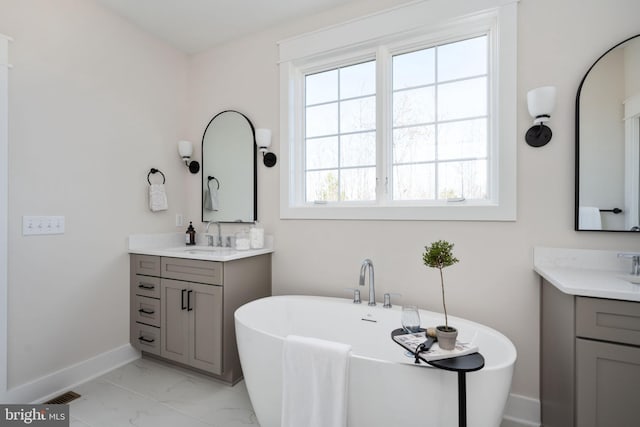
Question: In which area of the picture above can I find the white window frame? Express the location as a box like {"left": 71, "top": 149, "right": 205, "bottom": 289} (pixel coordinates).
{"left": 279, "top": 0, "right": 518, "bottom": 221}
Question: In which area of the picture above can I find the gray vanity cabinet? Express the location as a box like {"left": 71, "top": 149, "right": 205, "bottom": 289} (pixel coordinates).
{"left": 541, "top": 279, "right": 640, "bottom": 426}
{"left": 130, "top": 253, "right": 271, "bottom": 384}
{"left": 131, "top": 256, "right": 163, "bottom": 356}
{"left": 160, "top": 278, "right": 223, "bottom": 375}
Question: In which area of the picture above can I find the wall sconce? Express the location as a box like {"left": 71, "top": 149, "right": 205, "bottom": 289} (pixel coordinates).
{"left": 178, "top": 140, "right": 200, "bottom": 173}
{"left": 525, "top": 86, "right": 556, "bottom": 147}
{"left": 255, "top": 128, "right": 277, "bottom": 167}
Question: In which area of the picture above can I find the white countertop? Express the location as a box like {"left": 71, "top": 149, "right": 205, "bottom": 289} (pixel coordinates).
{"left": 128, "top": 232, "right": 274, "bottom": 262}
{"left": 534, "top": 247, "right": 640, "bottom": 302}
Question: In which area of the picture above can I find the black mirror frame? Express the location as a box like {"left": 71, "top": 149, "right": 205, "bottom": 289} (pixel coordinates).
{"left": 575, "top": 33, "right": 640, "bottom": 232}
{"left": 201, "top": 110, "right": 258, "bottom": 223}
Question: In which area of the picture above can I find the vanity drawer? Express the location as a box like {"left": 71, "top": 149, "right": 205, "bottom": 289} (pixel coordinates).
{"left": 134, "top": 295, "right": 161, "bottom": 327}
{"left": 133, "top": 255, "right": 161, "bottom": 277}
{"left": 134, "top": 275, "right": 161, "bottom": 298}
{"left": 161, "top": 257, "right": 223, "bottom": 285}
{"left": 576, "top": 297, "right": 640, "bottom": 346}
{"left": 133, "top": 323, "right": 161, "bottom": 356}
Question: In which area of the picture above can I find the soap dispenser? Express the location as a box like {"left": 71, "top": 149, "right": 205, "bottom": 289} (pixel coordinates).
{"left": 185, "top": 221, "right": 196, "bottom": 246}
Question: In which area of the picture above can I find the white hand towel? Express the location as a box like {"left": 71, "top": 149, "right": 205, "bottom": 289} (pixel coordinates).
{"left": 281, "top": 335, "right": 351, "bottom": 427}
{"left": 204, "top": 181, "right": 219, "bottom": 211}
{"left": 578, "top": 206, "right": 602, "bottom": 230}
{"left": 149, "top": 184, "right": 168, "bottom": 212}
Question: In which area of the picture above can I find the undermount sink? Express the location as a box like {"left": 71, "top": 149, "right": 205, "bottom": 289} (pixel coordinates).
{"left": 175, "top": 246, "right": 237, "bottom": 256}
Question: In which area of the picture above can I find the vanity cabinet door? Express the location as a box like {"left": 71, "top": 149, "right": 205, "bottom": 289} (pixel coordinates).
{"left": 576, "top": 338, "right": 640, "bottom": 427}
{"left": 160, "top": 278, "right": 223, "bottom": 375}
{"left": 160, "top": 279, "right": 190, "bottom": 365}
{"left": 188, "top": 282, "right": 222, "bottom": 375}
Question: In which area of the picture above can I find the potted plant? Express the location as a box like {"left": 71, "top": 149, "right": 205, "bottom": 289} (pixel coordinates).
{"left": 422, "top": 240, "right": 459, "bottom": 350}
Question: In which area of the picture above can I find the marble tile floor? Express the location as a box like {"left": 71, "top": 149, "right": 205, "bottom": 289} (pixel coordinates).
{"left": 69, "top": 357, "right": 260, "bottom": 427}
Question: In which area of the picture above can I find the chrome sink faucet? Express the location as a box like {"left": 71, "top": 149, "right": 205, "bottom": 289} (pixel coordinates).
{"left": 618, "top": 253, "right": 640, "bottom": 275}
{"left": 205, "top": 221, "right": 222, "bottom": 246}
{"left": 359, "top": 258, "right": 376, "bottom": 306}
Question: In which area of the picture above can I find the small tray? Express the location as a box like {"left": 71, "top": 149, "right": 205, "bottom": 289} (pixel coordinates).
{"left": 390, "top": 328, "right": 484, "bottom": 372}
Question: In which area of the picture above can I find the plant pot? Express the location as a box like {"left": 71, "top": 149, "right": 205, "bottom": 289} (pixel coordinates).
{"left": 436, "top": 325, "right": 458, "bottom": 350}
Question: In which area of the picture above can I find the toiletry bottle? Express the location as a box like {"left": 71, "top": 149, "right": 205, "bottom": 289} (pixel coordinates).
{"left": 186, "top": 221, "right": 196, "bottom": 246}
{"left": 235, "top": 229, "right": 250, "bottom": 250}
{"left": 250, "top": 222, "right": 264, "bottom": 249}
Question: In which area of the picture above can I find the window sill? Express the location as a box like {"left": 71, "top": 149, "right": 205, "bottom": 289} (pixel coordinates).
{"left": 280, "top": 203, "right": 516, "bottom": 221}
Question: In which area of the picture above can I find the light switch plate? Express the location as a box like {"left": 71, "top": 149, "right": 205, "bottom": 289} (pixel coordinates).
{"left": 22, "top": 216, "right": 65, "bottom": 235}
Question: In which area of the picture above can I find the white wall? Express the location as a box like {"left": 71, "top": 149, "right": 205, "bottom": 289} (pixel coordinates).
{"left": 0, "top": 0, "right": 189, "bottom": 389}
{"left": 187, "top": 0, "right": 640, "bottom": 403}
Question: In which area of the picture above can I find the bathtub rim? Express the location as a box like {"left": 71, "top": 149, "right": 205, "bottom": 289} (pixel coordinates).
{"left": 234, "top": 294, "right": 517, "bottom": 371}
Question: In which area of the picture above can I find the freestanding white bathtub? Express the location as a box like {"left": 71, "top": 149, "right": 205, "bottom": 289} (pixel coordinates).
{"left": 235, "top": 295, "right": 516, "bottom": 427}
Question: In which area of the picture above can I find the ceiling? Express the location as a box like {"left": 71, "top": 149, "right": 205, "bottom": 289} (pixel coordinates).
{"left": 94, "top": 0, "right": 360, "bottom": 54}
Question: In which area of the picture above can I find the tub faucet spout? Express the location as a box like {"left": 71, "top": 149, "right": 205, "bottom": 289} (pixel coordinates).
{"left": 359, "top": 258, "right": 376, "bottom": 306}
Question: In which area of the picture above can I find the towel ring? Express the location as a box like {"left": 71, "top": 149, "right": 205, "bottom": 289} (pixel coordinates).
{"left": 207, "top": 176, "right": 220, "bottom": 190}
{"left": 147, "top": 168, "right": 166, "bottom": 185}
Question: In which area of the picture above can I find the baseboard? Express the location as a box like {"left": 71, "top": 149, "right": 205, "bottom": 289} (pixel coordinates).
{"left": 0, "top": 344, "right": 140, "bottom": 404}
{"left": 501, "top": 393, "right": 541, "bottom": 427}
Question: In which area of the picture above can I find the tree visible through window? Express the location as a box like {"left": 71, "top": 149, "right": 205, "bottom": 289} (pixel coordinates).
{"left": 392, "top": 35, "right": 488, "bottom": 201}
{"left": 304, "top": 60, "right": 376, "bottom": 202}
{"left": 303, "top": 35, "right": 489, "bottom": 204}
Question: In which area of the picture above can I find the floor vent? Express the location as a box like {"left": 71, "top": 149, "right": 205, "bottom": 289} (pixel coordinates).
{"left": 44, "top": 391, "right": 81, "bottom": 405}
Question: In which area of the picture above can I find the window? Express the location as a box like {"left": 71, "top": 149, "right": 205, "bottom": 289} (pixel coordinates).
{"left": 305, "top": 61, "right": 377, "bottom": 202}
{"left": 391, "top": 36, "right": 488, "bottom": 202}
{"left": 280, "top": 0, "right": 517, "bottom": 220}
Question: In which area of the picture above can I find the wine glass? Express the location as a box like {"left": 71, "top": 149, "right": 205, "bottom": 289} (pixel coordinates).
{"left": 401, "top": 305, "right": 421, "bottom": 333}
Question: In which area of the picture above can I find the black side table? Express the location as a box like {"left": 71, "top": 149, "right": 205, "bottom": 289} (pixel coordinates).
{"left": 391, "top": 328, "right": 485, "bottom": 427}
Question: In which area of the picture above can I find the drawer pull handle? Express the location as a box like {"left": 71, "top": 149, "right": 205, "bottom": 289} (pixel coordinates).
{"left": 188, "top": 290, "right": 193, "bottom": 311}
{"left": 138, "top": 283, "right": 155, "bottom": 290}
{"left": 138, "top": 308, "right": 155, "bottom": 315}
{"left": 181, "top": 289, "right": 187, "bottom": 310}
{"left": 138, "top": 336, "right": 155, "bottom": 343}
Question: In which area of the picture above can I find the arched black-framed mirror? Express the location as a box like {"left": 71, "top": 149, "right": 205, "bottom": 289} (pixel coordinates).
{"left": 576, "top": 34, "right": 640, "bottom": 232}
{"left": 201, "top": 110, "right": 257, "bottom": 223}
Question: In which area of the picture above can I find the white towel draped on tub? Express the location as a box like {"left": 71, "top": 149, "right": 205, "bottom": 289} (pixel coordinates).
{"left": 149, "top": 184, "right": 168, "bottom": 212}
{"left": 282, "top": 335, "right": 352, "bottom": 427}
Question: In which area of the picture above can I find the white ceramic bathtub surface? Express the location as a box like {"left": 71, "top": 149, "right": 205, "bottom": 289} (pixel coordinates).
{"left": 235, "top": 295, "right": 516, "bottom": 427}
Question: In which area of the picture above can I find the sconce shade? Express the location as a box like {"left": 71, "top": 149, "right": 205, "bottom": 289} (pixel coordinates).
{"left": 178, "top": 140, "right": 193, "bottom": 158}
{"left": 254, "top": 128, "right": 277, "bottom": 167}
{"left": 527, "top": 86, "right": 556, "bottom": 124}
{"left": 255, "top": 128, "right": 272, "bottom": 150}
{"left": 177, "top": 140, "right": 200, "bottom": 174}
{"left": 525, "top": 86, "right": 556, "bottom": 147}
